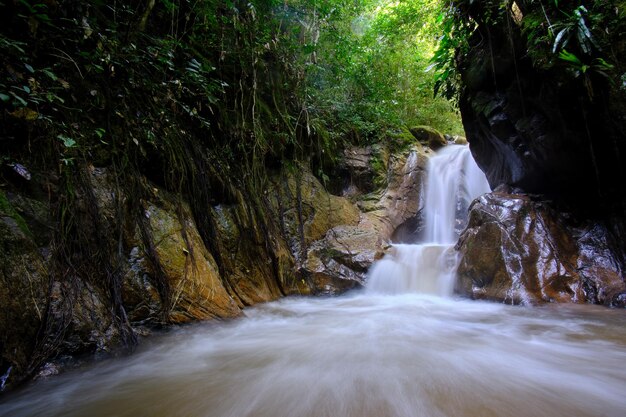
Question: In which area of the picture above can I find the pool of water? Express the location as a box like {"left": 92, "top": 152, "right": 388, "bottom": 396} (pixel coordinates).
{"left": 1, "top": 293, "right": 625, "bottom": 417}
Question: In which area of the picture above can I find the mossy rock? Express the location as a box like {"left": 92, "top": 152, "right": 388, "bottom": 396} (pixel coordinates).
{"left": 0, "top": 193, "right": 48, "bottom": 391}
{"left": 141, "top": 200, "right": 242, "bottom": 322}
{"left": 409, "top": 126, "right": 447, "bottom": 150}
{"left": 386, "top": 127, "right": 420, "bottom": 152}
{"left": 454, "top": 135, "right": 468, "bottom": 145}
{"left": 0, "top": 190, "right": 31, "bottom": 236}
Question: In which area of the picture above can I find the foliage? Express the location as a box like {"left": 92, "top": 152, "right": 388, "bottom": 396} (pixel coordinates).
{"left": 431, "top": 0, "right": 625, "bottom": 101}
{"left": 0, "top": 0, "right": 464, "bottom": 201}
{"left": 307, "top": 0, "right": 464, "bottom": 143}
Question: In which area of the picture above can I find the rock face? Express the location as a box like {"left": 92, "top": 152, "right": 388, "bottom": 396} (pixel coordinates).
{"left": 409, "top": 126, "right": 447, "bottom": 151}
{"left": 457, "top": 192, "right": 626, "bottom": 306}
{"left": 0, "top": 134, "right": 430, "bottom": 389}
{"left": 340, "top": 146, "right": 383, "bottom": 194}
{"left": 125, "top": 201, "right": 242, "bottom": 323}
{"left": 456, "top": 2, "right": 626, "bottom": 209}
{"left": 0, "top": 192, "right": 48, "bottom": 390}
{"left": 272, "top": 143, "right": 429, "bottom": 294}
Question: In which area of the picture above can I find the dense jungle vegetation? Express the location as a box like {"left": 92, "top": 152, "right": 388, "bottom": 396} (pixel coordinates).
{"left": 0, "top": 0, "right": 460, "bottom": 190}
{"left": 1, "top": 0, "right": 623, "bottom": 195}
{"left": 2, "top": 0, "right": 624, "bottom": 203}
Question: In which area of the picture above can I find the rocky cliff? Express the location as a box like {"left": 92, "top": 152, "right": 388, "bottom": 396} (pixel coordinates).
{"left": 456, "top": 2, "right": 626, "bottom": 208}
{"left": 0, "top": 134, "right": 432, "bottom": 391}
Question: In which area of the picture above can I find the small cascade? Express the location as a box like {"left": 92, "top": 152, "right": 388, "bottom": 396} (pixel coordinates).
{"left": 367, "top": 145, "right": 490, "bottom": 296}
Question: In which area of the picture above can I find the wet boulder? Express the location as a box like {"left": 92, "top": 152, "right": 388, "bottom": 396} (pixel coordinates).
{"left": 304, "top": 225, "right": 386, "bottom": 295}
{"left": 456, "top": 191, "right": 626, "bottom": 306}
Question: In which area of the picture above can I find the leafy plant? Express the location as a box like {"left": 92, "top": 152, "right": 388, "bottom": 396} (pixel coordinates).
{"left": 551, "top": 5, "right": 597, "bottom": 55}
{"left": 559, "top": 49, "right": 614, "bottom": 98}
{"left": 432, "top": 0, "right": 621, "bottom": 102}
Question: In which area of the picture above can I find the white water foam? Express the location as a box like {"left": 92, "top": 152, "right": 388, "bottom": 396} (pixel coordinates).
{"left": 367, "top": 145, "right": 490, "bottom": 295}
{"left": 2, "top": 296, "right": 625, "bottom": 417}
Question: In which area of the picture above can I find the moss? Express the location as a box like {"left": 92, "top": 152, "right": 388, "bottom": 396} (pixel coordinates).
{"left": 370, "top": 155, "right": 387, "bottom": 189}
{"left": 0, "top": 190, "right": 31, "bottom": 237}
{"left": 386, "top": 127, "right": 417, "bottom": 153}
{"left": 318, "top": 246, "right": 344, "bottom": 261}
{"left": 369, "top": 145, "right": 391, "bottom": 190}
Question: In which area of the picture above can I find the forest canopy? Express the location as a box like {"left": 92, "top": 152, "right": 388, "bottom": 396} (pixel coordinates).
{"left": 0, "top": 0, "right": 461, "bottom": 187}
{"left": 3, "top": 0, "right": 622, "bottom": 196}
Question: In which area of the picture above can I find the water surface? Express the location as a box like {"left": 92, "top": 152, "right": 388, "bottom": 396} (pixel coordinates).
{"left": 2, "top": 294, "right": 625, "bottom": 417}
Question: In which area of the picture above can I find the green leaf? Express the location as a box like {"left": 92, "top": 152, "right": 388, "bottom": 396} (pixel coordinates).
{"left": 10, "top": 92, "right": 28, "bottom": 107}
{"left": 594, "top": 58, "right": 614, "bottom": 71}
{"left": 57, "top": 135, "right": 77, "bottom": 148}
{"left": 24, "top": 63, "right": 34, "bottom": 73}
{"left": 0, "top": 93, "right": 9, "bottom": 102}
{"left": 18, "top": 0, "right": 35, "bottom": 13}
{"left": 35, "top": 13, "right": 51, "bottom": 22}
{"left": 558, "top": 50, "right": 582, "bottom": 66}
{"left": 42, "top": 69, "right": 57, "bottom": 81}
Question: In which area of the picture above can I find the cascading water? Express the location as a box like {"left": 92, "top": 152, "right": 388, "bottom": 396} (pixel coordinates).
{"left": 367, "top": 145, "right": 490, "bottom": 296}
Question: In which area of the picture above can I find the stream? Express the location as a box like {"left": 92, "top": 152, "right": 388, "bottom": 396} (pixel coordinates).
{"left": 1, "top": 294, "right": 625, "bottom": 417}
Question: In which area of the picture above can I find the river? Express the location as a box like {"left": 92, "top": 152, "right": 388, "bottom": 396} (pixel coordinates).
{"left": 1, "top": 293, "right": 625, "bottom": 417}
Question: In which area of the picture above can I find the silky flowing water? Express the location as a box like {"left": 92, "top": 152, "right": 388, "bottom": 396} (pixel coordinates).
{"left": 1, "top": 295, "right": 625, "bottom": 417}
{"left": 368, "top": 145, "right": 490, "bottom": 296}
{"left": 2, "top": 145, "right": 625, "bottom": 417}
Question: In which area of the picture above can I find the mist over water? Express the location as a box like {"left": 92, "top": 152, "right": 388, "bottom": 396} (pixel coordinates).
{"left": 1, "top": 295, "right": 625, "bottom": 417}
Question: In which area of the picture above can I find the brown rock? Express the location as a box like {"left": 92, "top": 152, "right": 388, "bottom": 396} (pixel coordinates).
{"left": 213, "top": 203, "right": 290, "bottom": 305}
{"left": 86, "top": 168, "right": 241, "bottom": 323}
{"left": 409, "top": 126, "right": 447, "bottom": 151}
{"left": 456, "top": 192, "right": 626, "bottom": 305}
{"left": 272, "top": 166, "right": 361, "bottom": 254}
{"left": 137, "top": 201, "right": 242, "bottom": 323}
{"left": 278, "top": 145, "right": 428, "bottom": 294}
{"left": 453, "top": 136, "right": 468, "bottom": 145}
{"left": 302, "top": 225, "right": 386, "bottom": 293}
{"left": 341, "top": 145, "right": 390, "bottom": 195}
{"left": 357, "top": 146, "right": 429, "bottom": 240}
{"left": 52, "top": 279, "right": 120, "bottom": 355}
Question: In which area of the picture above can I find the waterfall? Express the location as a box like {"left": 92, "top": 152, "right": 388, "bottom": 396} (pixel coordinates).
{"left": 367, "top": 145, "right": 490, "bottom": 295}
